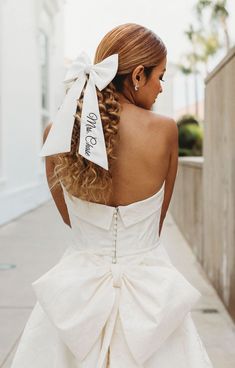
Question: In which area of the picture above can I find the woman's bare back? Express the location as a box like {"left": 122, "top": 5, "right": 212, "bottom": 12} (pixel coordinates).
{"left": 107, "top": 103, "right": 178, "bottom": 214}
{"left": 43, "top": 104, "right": 178, "bottom": 231}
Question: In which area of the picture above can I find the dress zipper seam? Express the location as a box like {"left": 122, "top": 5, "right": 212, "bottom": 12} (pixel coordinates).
{"left": 112, "top": 207, "right": 118, "bottom": 264}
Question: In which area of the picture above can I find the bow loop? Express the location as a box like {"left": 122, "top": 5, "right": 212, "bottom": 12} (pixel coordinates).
{"left": 64, "top": 51, "right": 91, "bottom": 83}
{"left": 91, "top": 53, "right": 119, "bottom": 91}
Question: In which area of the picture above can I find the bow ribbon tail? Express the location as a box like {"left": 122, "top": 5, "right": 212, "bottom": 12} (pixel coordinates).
{"left": 78, "top": 76, "right": 109, "bottom": 170}
{"left": 39, "top": 74, "right": 86, "bottom": 157}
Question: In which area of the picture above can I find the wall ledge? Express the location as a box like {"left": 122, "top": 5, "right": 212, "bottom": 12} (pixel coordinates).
{"left": 205, "top": 46, "right": 235, "bottom": 84}
{"left": 179, "top": 156, "right": 204, "bottom": 168}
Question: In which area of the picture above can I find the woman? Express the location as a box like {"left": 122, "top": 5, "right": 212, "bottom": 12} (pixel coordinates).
{"left": 11, "top": 23, "right": 214, "bottom": 367}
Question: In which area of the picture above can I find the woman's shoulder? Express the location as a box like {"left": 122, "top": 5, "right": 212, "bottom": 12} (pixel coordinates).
{"left": 147, "top": 110, "right": 176, "bottom": 127}
{"left": 147, "top": 111, "right": 178, "bottom": 142}
{"left": 120, "top": 103, "right": 177, "bottom": 143}
{"left": 141, "top": 111, "right": 178, "bottom": 154}
{"left": 122, "top": 103, "right": 176, "bottom": 125}
{"left": 135, "top": 105, "right": 177, "bottom": 137}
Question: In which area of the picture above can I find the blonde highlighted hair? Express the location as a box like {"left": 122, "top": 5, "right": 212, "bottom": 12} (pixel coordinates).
{"left": 51, "top": 23, "right": 167, "bottom": 203}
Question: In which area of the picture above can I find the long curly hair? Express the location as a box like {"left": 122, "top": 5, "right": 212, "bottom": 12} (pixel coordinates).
{"left": 50, "top": 23, "right": 167, "bottom": 204}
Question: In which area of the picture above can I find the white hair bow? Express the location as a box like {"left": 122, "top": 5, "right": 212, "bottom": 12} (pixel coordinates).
{"left": 39, "top": 51, "right": 119, "bottom": 170}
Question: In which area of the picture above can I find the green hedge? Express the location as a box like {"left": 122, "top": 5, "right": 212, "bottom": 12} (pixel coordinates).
{"left": 177, "top": 114, "right": 199, "bottom": 127}
{"left": 177, "top": 115, "right": 203, "bottom": 156}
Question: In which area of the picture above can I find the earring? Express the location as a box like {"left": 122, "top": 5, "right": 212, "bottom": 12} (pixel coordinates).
{"left": 134, "top": 84, "right": 139, "bottom": 91}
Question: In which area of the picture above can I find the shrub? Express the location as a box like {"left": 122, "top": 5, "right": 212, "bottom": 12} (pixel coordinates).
{"left": 178, "top": 123, "right": 203, "bottom": 156}
{"left": 177, "top": 114, "right": 200, "bottom": 127}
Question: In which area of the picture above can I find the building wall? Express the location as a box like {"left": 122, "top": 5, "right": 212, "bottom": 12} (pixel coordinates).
{"left": 170, "top": 47, "right": 235, "bottom": 322}
{"left": 203, "top": 46, "right": 235, "bottom": 320}
{"left": 0, "top": 0, "right": 65, "bottom": 225}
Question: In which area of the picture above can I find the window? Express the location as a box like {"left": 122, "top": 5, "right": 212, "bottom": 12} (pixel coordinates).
{"left": 39, "top": 29, "right": 50, "bottom": 132}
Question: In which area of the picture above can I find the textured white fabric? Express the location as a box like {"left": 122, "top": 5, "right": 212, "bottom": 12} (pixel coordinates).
{"left": 39, "top": 52, "right": 118, "bottom": 170}
{"left": 11, "top": 182, "right": 214, "bottom": 367}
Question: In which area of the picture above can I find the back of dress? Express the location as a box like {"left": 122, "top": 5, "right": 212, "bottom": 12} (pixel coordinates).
{"left": 61, "top": 181, "right": 166, "bottom": 261}
{"left": 10, "top": 178, "right": 214, "bottom": 368}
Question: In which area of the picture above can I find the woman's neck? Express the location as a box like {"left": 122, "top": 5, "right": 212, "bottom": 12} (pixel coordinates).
{"left": 116, "top": 91, "right": 135, "bottom": 106}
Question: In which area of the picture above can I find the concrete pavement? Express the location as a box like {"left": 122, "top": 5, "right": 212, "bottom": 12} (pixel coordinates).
{"left": 0, "top": 200, "right": 235, "bottom": 367}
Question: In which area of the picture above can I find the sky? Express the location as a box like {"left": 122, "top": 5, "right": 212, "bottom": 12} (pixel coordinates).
{"left": 64, "top": 0, "right": 197, "bottom": 62}
{"left": 63, "top": 0, "right": 235, "bottom": 111}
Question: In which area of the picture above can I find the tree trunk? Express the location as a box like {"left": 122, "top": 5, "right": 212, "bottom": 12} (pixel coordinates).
{"left": 221, "top": 17, "right": 230, "bottom": 52}
{"left": 194, "top": 71, "right": 199, "bottom": 118}
{"left": 185, "top": 76, "right": 189, "bottom": 114}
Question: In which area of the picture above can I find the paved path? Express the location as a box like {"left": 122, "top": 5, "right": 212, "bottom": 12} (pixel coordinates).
{"left": 0, "top": 201, "right": 235, "bottom": 367}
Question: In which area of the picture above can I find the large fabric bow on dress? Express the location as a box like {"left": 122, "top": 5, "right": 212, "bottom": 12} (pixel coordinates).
{"left": 39, "top": 52, "right": 119, "bottom": 170}
{"left": 32, "top": 250, "right": 201, "bottom": 367}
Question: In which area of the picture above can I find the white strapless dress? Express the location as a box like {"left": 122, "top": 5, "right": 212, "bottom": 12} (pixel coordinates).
{"left": 11, "top": 181, "right": 214, "bottom": 367}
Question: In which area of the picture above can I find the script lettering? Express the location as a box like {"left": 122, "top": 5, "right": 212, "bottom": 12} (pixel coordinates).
{"left": 85, "top": 136, "right": 97, "bottom": 156}
{"left": 84, "top": 113, "right": 98, "bottom": 157}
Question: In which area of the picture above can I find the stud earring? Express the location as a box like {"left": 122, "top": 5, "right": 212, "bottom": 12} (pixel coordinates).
{"left": 134, "top": 84, "right": 139, "bottom": 91}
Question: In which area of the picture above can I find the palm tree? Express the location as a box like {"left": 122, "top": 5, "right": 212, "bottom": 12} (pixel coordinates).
{"left": 185, "top": 52, "right": 200, "bottom": 118}
{"left": 195, "top": 0, "right": 212, "bottom": 17}
{"left": 178, "top": 63, "right": 192, "bottom": 114}
{"left": 195, "top": 0, "right": 230, "bottom": 52}
{"left": 211, "top": 0, "right": 230, "bottom": 51}
{"left": 195, "top": 31, "right": 221, "bottom": 74}
{"left": 184, "top": 24, "right": 201, "bottom": 118}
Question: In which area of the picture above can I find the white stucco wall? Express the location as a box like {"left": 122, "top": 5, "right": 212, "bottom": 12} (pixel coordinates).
{"left": 0, "top": 0, "right": 65, "bottom": 225}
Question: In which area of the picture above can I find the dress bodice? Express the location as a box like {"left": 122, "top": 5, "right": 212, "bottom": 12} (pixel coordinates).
{"left": 61, "top": 181, "right": 165, "bottom": 261}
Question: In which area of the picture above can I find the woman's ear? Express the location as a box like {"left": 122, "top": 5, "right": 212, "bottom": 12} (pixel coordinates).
{"left": 131, "top": 65, "right": 145, "bottom": 86}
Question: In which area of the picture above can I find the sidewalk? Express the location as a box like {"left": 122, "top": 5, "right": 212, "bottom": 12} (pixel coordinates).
{"left": 0, "top": 200, "right": 235, "bottom": 367}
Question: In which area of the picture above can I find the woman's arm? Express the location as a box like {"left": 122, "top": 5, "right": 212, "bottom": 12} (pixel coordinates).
{"left": 43, "top": 124, "right": 71, "bottom": 228}
{"left": 159, "top": 120, "right": 178, "bottom": 236}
